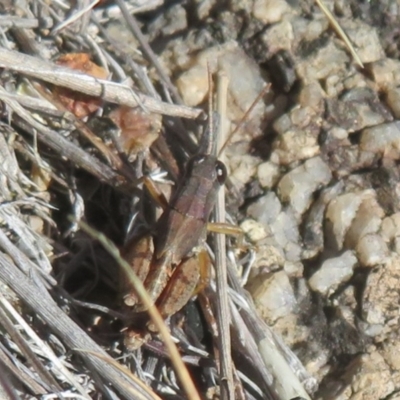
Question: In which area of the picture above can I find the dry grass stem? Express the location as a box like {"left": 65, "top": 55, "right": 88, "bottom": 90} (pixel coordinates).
{"left": 214, "top": 71, "right": 234, "bottom": 400}
{"left": 315, "top": 0, "right": 364, "bottom": 68}
{"left": 0, "top": 48, "right": 202, "bottom": 119}
{"left": 0, "top": 2, "right": 326, "bottom": 399}
{"left": 77, "top": 221, "right": 202, "bottom": 400}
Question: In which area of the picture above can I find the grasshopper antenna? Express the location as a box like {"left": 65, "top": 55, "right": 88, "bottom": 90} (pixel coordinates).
{"left": 198, "top": 63, "right": 219, "bottom": 156}
{"left": 218, "top": 83, "right": 271, "bottom": 157}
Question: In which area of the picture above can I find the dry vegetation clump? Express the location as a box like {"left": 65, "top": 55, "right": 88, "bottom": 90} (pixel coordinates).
{"left": 0, "top": 1, "right": 312, "bottom": 399}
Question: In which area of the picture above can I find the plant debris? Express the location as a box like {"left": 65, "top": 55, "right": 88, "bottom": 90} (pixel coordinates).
{"left": 0, "top": 1, "right": 400, "bottom": 400}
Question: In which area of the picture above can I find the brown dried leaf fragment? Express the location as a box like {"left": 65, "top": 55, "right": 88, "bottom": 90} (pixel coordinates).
{"left": 55, "top": 53, "right": 108, "bottom": 118}
{"left": 109, "top": 106, "right": 162, "bottom": 158}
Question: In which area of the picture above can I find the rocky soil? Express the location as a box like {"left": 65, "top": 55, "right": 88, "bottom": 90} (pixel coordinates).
{"left": 1, "top": 0, "right": 400, "bottom": 399}
{"left": 133, "top": 0, "right": 400, "bottom": 399}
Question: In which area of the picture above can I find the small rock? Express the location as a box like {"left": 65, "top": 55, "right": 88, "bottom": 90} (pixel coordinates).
{"left": 296, "top": 41, "right": 349, "bottom": 84}
{"left": 382, "top": 340, "right": 400, "bottom": 370}
{"left": 247, "top": 270, "right": 297, "bottom": 323}
{"left": 273, "top": 112, "right": 292, "bottom": 135}
{"left": 247, "top": 192, "right": 282, "bottom": 226}
{"left": 298, "top": 81, "right": 325, "bottom": 113}
{"left": 176, "top": 41, "right": 269, "bottom": 134}
{"left": 240, "top": 219, "right": 268, "bottom": 242}
{"left": 386, "top": 87, "right": 400, "bottom": 119}
{"left": 343, "top": 70, "right": 369, "bottom": 90}
{"left": 356, "top": 234, "right": 388, "bottom": 267}
{"left": 328, "top": 127, "right": 348, "bottom": 140}
{"left": 381, "top": 213, "right": 400, "bottom": 242}
{"left": 284, "top": 241, "right": 302, "bottom": 262}
{"left": 308, "top": 251, "right": 357, "bottom": 296}
{"left": 194, "top": 0, "right": 216, "bottom": 20}
{"left": 148, "top": 4, "right": 187, "bottom": 38}
{"left": 360, "top": 122, "right": 400, "bottom": 158}
{"left": 340, "top": 20, "right": 384, "bottom": 63}
{"left": 302, "top": 17, "right": 329, "bottom": 42}
{"left": 278, "top": 157, "right": 332, "bottom": 216}
{"left": 252, "top": 0, "right": 292, "bottom": 24}
{"left": 283, "top": 261, "right": 303, "bottom": 277}
{"left": 344, "top": 194, "right": 384, "bottom": 249}
{"left": 337, "top": 351, "right": 394, "bottom": 400}
{"left": 327, "top": 87, "right": 389, "bottom": 133}
{"left": 261, "top": 20, "right": 294, "bottom": 53}
{"left": 367, "top": 58, "right": 400, "bottom": 90}
{"left": 228, "top": 154, "right": 259, "bottom": 189}
{"left": 251, "top": 243, "right": 285, "bottom": 270}
{"left": 325, "top": 191, "right": 373, "bottom": 250}
{"left": 289, "top": 106, "right": 312, "bottom": 128}
{"left": 272, "top": 128, "right": 320, "bottom": 165}
{"left": 257, "top": 161, "right": 280, "bottom": 189}
{"left": 362, "top": 256, "right": 400, "bottom": 332}
{"left": 270, "top": 208, "right": 300, "bottom": 249}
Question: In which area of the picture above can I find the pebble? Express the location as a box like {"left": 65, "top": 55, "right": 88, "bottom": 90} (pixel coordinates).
{"left": 308, "top": 251, "right": 357, "bottom": 296}
{"left": 296, "top": 41, "right": 349, "bottom": 84}
{"left": 247, "top": 270, "right": 297, "bottom": 323}
{"left": 382, "top": 340, "right": 400, "bottom": 370}
{"left": 381, "top": 213, "right": 400, "bottom": 242}
{"left": 272, "top": 128, "right": 320, "bottom": 165}
{"left": 386, "top": 87, "right": 400, "bottom": 118}
{"left": 362, "top": 256, "right": 400, "bottom": 331}
{"left": 176, "top": 41, "right": 268, "bottom": 132}
{"left": 289, "top": 106, "right": 312, "bottom": 128}
{"left": 333, "top": 352, "right": 394, "bottom": 400}
{"left": 344, "top": 194, "right": 384, "bottom": 249}
{"left": 327, "top": 88, "right": 389, "bottom": 133}
{"left": 273, "top": 112, "right": 292, "bottom": 135}
{"left": 250, "top": 243, "right": 285, "bottom": 270}
{"left": 270, "top": 208, "right": 300, "bottom": 249}
{"left": 278, "top": 157, "right": 332, "bottom": 216}
{"left": 257, "top": 161, "right": 280, "bottom": 189}
{"left": 303, "top": 182, "right": 344, "bottom": 259}
{"left": 340, "top": 20, "right": 384, "bottom": 63}
{"left": 240, "top": 219, "right": 268, "bottom": 242}
{"left": 194, "top": 0, "right": 216, "bottom": 20}
{"left": 302, "top": 18, "right": 329, "bottom": 42}
{"left": 367, "top": 58, "right": 400, "bottom": 90}
{"left": 298, "top": 81, "right": 325, "bottom": 113}
{"left": 261, "top": 20, "right": 294, "bottom": 53}
{"left": 228, "top": 154, "right": 259, "bottom": 189}
{"left": 356, "top": 234, "right": 388, "bottom": 267}
{"left": 252, "top": 0, "right": 292, "bottom": 24}
{"left": 325, "top": 191, "right": 372, "bottom": 250}
{"left": 148, "top": 4, "right": 188, "bottom": 40}
{"left": 360, "top": 122, "right": 400, "bottom": 158}
{"left": 283, "top": 261, "right": 303, "bottom": 278}
{"left": 247, "top": 191, "right": 282, "bottom": 226}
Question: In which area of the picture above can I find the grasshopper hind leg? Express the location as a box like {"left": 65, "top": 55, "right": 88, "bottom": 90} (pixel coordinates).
{"left": 148, "top": 249, "right": 210, "bottom": 329}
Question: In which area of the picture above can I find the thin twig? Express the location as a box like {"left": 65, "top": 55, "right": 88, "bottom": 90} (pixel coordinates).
{"left": 114, "top": 0, "right": 183, "bottom": 104}
{"left": 0, "top": 252, "right": 156, "bottom": 400}
{"left": 0, "top": 296, "right": 89, "bottom": 398}
{"left": 0, "top": 17, "right": 39, "bottom": 29}
{"left": 0, "top": 86, "right": 129, "bottom": 188}
{"left": 0, "top": 48, "right": 202, "bottom": 119}
{"left": 0, "top": 342, "right": 46, "bottom": 395}
{"left": 76, "top": 220, "right": 202, "bottom": 400}
{"left": 315, "top": 0, "right": 363, "bottom": 68}
{"left": 51, "top": 0, "right": 100, "bottom": 35}
{"left": 227, "top": 266, "right": 314, "bottom": 400}
{"left": 214, "top": 71, "right": 234, "bottom": 400}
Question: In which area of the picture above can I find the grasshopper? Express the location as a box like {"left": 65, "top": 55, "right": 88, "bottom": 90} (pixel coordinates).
{"left": 122, "top": 115, "right": 227, "bottom": 321}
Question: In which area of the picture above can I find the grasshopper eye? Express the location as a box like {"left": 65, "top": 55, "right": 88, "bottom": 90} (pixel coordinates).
{"left": 216, "top": 160, "right": 227, "bottom": 184}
